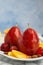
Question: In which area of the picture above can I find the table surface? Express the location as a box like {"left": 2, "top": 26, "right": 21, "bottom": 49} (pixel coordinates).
{"left": 0, "top": 55, "right": 43, "bottom": 65}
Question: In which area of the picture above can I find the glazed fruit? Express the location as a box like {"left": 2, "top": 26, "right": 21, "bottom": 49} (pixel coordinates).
{"left": 1, "top": 43, "right": 9, "bottom": 52}
{"left": 18, "top": 28, "right": 39, "bottom": 55}
{"left": 10, "top": 46, "right": 18, "bottom": 51}
{"left": 4, "top": 26, "right": 22, "bottom": 46}
{"left": 36, "top": 47, "right": 43, "bottom": 56}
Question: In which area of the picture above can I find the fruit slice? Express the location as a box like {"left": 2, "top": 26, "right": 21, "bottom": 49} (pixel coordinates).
{"left": 39, "top": 42, "right": 43, "bottom": 48}
{"left": 8, "top": 52, "right": 14, "bottom": 57}
{"left": 12, "top": 50, "right": 31, "bottom": 59}
{"left": 0, "top": 32, "right": 2, "bottom": 36}
{"left": 4, "top": 28, "right": 10, "bottom": 34}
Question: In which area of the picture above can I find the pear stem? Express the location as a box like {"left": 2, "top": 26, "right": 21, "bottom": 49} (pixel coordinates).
{"left": 28, "top": 23, "right": 30, "bottom": 28}
{"left": 16, "top": 22, "right": 18, "bottom": 26}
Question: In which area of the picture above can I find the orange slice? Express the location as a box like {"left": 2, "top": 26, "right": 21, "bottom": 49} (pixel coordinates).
{"left": 39, "top": 42, "right": 43, "bottom": 48}
{"left": 12, "top": 50, "right": 31, "bottom": 59}
{"left": 0, "top": 32, "right": 2, "bottom": 36}
{"left": 4, "top": 28, "right": 10, "bottom": 34}
{"left": 8, "top": 52, "right": 14, "bottom": 57}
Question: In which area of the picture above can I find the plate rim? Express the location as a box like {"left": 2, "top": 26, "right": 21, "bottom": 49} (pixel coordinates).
{"left": 0, "top": 51, "right": 43, "bottom": 62}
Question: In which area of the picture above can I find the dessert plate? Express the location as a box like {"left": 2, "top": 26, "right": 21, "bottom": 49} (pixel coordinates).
{"left": 0, "top": 35, "right": 43, "bottom": 62}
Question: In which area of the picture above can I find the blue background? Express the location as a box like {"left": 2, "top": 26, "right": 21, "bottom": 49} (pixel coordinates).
{"left": 0, "top": 0, "right": 43, "bottom": 34}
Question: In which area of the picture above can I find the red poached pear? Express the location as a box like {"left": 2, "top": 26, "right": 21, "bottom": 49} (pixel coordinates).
{"left": 10, "top": 46, "right": 18, "bottom": 51}
{"left": 4, "top": 26, "right": 22, "bottom": 46}
{"left": 18, "top": 28, "right": 39, "bottom": 55}
{"left": 1, "top": 43, "right": 9, "bottom": 52}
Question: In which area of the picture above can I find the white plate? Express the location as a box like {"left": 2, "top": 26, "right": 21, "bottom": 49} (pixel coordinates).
{"left": 0, "top": 35, "right": 43, "bottom": 62}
